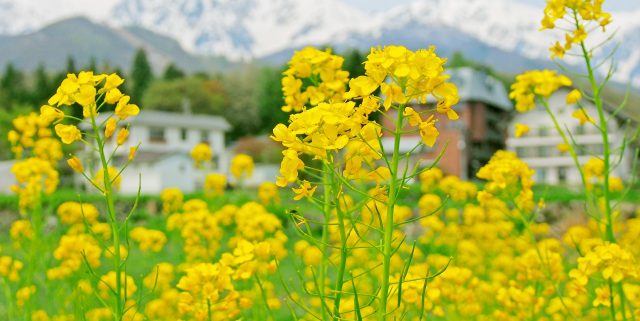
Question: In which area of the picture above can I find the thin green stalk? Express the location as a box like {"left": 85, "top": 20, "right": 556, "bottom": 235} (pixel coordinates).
{"left": 90, "top": 115, "right": 123, "bottom": 321}
{"left": 331, "top": 167, "right": 348, "bottom": 320}
{"left": 578, "top": 38, "right": 615, "bottom": 243}
{"left": 319, "top": 162, "right": 332, "bottom": 321}
{"left": 378, "top": 105, "right": 405, "bottom": 321}
{"left": 574, "top": 10, "right": 624, "bottom": 321}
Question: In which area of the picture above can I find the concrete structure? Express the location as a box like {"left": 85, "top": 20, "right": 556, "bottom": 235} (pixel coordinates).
{"left": 381, "top": 67, "right": 513, "bottom": 179}
{"left": 507, "top": 88, "right": 633, "bottom": 185}
{"left": 81, "top": 111, "right": 231, "bottom": 194}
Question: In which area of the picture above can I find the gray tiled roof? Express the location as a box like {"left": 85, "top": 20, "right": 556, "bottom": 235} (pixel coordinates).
{"left": 86, "top": 110, "right": 231, "bottom": 131}
{"left": 448, "top": 67, "right": 513, "bottom": 111}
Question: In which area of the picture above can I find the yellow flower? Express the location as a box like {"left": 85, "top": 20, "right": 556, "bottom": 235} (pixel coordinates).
{"left": 557, "top": 143, "right": 570, "bottom": 153}
{"left": 39, "top": 105, "right": 65, "bottom": 123}
{"left": 434, "top": 83, "right": 460, "bottom": 120}
{"left": 584, "top": 157, "right": 604, "bottom": 178}
{"left": 54, "top": 124, "right": 81, "bottom": 144}
{"left": 128, "top": 146, "right": 137, "bottom": 161}
{"left": 572, "top": 108, "right": 594, "bottom": 125}
{"left": 419, "top": 115, "right": 439, "bottom": 147}
{"left": 100, "top": 73, "right": 125, "bottom": 93}
{"left": 94, "top": 166, "right": 121, "bottom": 191}
{"left": 550, "top": 41, "right": 566, "bottom": 59}
{"left": 292, "top": 180, "right": 317, "bottom": 201}
{"left": 0, "top": 256, "right": 24, "bottom": 282}
{"left": 190, "top": 143, "right": 213, "bottom": 168}
{"left": 566, "top": 89, "right": 582, "bottom": 104}
{"left": 105, "top": 88, "right": 124, "bottom": 104}
{"left": 514, "top": 123, "right": 530, "bottom": 138}
{"left": 75, "top": 85, "right": 97, "bottom": 117}
{"left": 347, "top": 76, "right": 379, "bottom": 98}
{"left": 276, "top": 149, "right": 304, "bottom": 187}
{"left": 403, "top": 107, "right": 423, "bottom": 127}
{"left": 67, "top": 156, "right": 84, "bottom": 173}
{"left": 204, "top": 173, "right": 226, "bottom": 197}
{"left": 99, "top": 271, "right": 137, "bottom": 300}
{"left": 160, "top": 188, "right": 183, "bottom": 214}
{"left": 104, "top": 118, "right": 117, "bottom": 139}
{"left": 115, "top": 96, "right": 140, "bottom": 120}
{"left": 130, "top": 227, "right": 167, "bottom": 252}
{"left": 258, "top": 182, "right": 280, "bottom": 205}
{"left": 380, "top": 83, "right": 406, "bottom": 110}
{"left": 510, "top": 70, "right": 572, "bottom": 112}
{"left": 609, "top": 176, "right": 624, "bottom": 192}
{"left": 231, "top": 154, "right": 254, "bottom": 181}
{"left": 116, "top": 127, "right": 129, "bottom": 145}
{"left": 16, "top": 286, "right": 36, "bottom": 307}
{"left": 593, "top": 286, "right": 611, "bottom": 307}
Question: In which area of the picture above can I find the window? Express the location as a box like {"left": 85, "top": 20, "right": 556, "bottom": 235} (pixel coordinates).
{"left": 200, "top": 130, "right": 209, "bottom": 143}
{"left": 149, "top": 127, "right": 165, "bottom": 143}
{"left": 558, "top": 167, "right": 567, "bottom": 183}
{"left": 538, "top": 145, "right": 550, "bottom": 157}
{"left": 537, "top": 168, "right": 547, "bottom": 182}
{"left": 181, "top": 128, "right": 188, "bottom": 141}
{"left": 588, "top": 144, "right": 603, "bottom": 155}
{"left": 538, "top": 127, "right": 549, "bottom": 137}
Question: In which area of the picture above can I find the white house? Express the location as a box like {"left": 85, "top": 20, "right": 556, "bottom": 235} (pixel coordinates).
{"left": 82, "top": 110, "right": 231, "bottom": 194}
{"left": 506, "top": 88, "right": 633, "bottom": 185}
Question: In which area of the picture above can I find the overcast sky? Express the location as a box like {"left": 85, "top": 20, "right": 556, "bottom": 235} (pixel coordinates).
{"left": 343, "top": 0, "right": 640, "bottom": 12}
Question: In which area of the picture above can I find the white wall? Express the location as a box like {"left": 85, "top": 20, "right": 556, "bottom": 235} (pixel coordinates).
{"left": 507, "top": 89, "right": 632, "bottom": 185}
{"left": 0, "top": 160, "right": 16, "bottom": 194}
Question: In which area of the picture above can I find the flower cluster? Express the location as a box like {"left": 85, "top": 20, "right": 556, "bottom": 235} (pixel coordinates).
{"left": 541, "top": 0, "right": 612, "bottom": 58}
{"left": 47, "top": 234, "right": 102, "bottom": 280}
{"left": 281, "top": 47, "right": 350, "bottom": 113}
{"left": 7, "top": 112, "right": 60, "bottom": 159}
{"left": 230, "top": 153, "right": 254, "bottom": 181}
{"left": 204, "top": 173, "right": 226, "bottom": 197}
{"left": 0, "top": 256, "right": 24, "bottom": 282}
{"left": 509, "top": 70, "right": 572, "bottom": 112}
{"left": 476, "top": 151, "right": 536, "bottom": 212}
{"left": 191, "top": 143, "right": 213, "bottom": 168}
{"left": 56, "top": 202, "right": 100, "bottom": 226}
{"left": 160, "top": 188, "right": 184, "bottom": 214}
{"left": 130, "top": 227, "right": 168, "bottom": 253}
{"left": 10, "top": 157, "right": 59, "bottom": 212}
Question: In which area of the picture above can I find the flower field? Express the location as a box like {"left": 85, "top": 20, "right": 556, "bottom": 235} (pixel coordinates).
{"left": 1, "top": 1, "right": 640, "bottom": 321}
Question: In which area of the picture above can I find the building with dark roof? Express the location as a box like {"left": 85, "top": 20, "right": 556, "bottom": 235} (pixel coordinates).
{"left": 381, "top": 67, "right": 513, "bottom": 179}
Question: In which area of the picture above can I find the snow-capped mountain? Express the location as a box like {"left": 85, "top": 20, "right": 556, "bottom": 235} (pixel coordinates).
{"left": 0, "top": 0, "right": 639, "bottom": 86}
{"left": 111, "top": 0, "right": 374, "bottom": 60}
{"left": 107, "top": 0, "right": 640, "bottom": 85}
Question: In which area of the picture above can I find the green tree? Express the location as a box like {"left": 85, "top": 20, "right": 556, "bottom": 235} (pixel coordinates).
{"left": 86, "top": 56, "right": 98, "bottom": 73}
{"left": 130, "top": 48, "right": 154, "bottom": 105}
{"left": 142, "top": 77, "right": 226, "bottom": 115}
{"left": 222, "top": 65, "right": 262, "bottom": 140}
{"left": 256, "top": 65, "right": 288, "bottom": 134}
{"left": 162, "top": 63, "right": 185, "bottom": 80}
{"left": 0, "top": 63, "right": 27, "bottom": 108}
{"left": 66, "top": 55, "right": 77, "bottom": 73}
{"left": 31, "top": 64, "right": 52, "bottom": 105}
{"left": 343, "top": 48, "right": 365, "bottom": 78}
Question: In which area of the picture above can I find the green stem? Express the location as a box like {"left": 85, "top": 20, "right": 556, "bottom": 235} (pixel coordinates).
{"left": 578, "top": 39, "right": 615, "bottom": 243}
{"left": 573, "top": 10, "right": 622, "bottom": 321}
{"left": 90, "top": 115, "right": 122, "bottom": 321}
{"left": 378, "top": 105, "right": 405, "bottom": 321}
{"left": 319, "top": 163, "right": 332, "bottom": 321}
{"left": 331, "top": 163, "right": 348, "bottom": 320}
{"left": 540, "top": 99, "right": 589, "bottom": 196}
